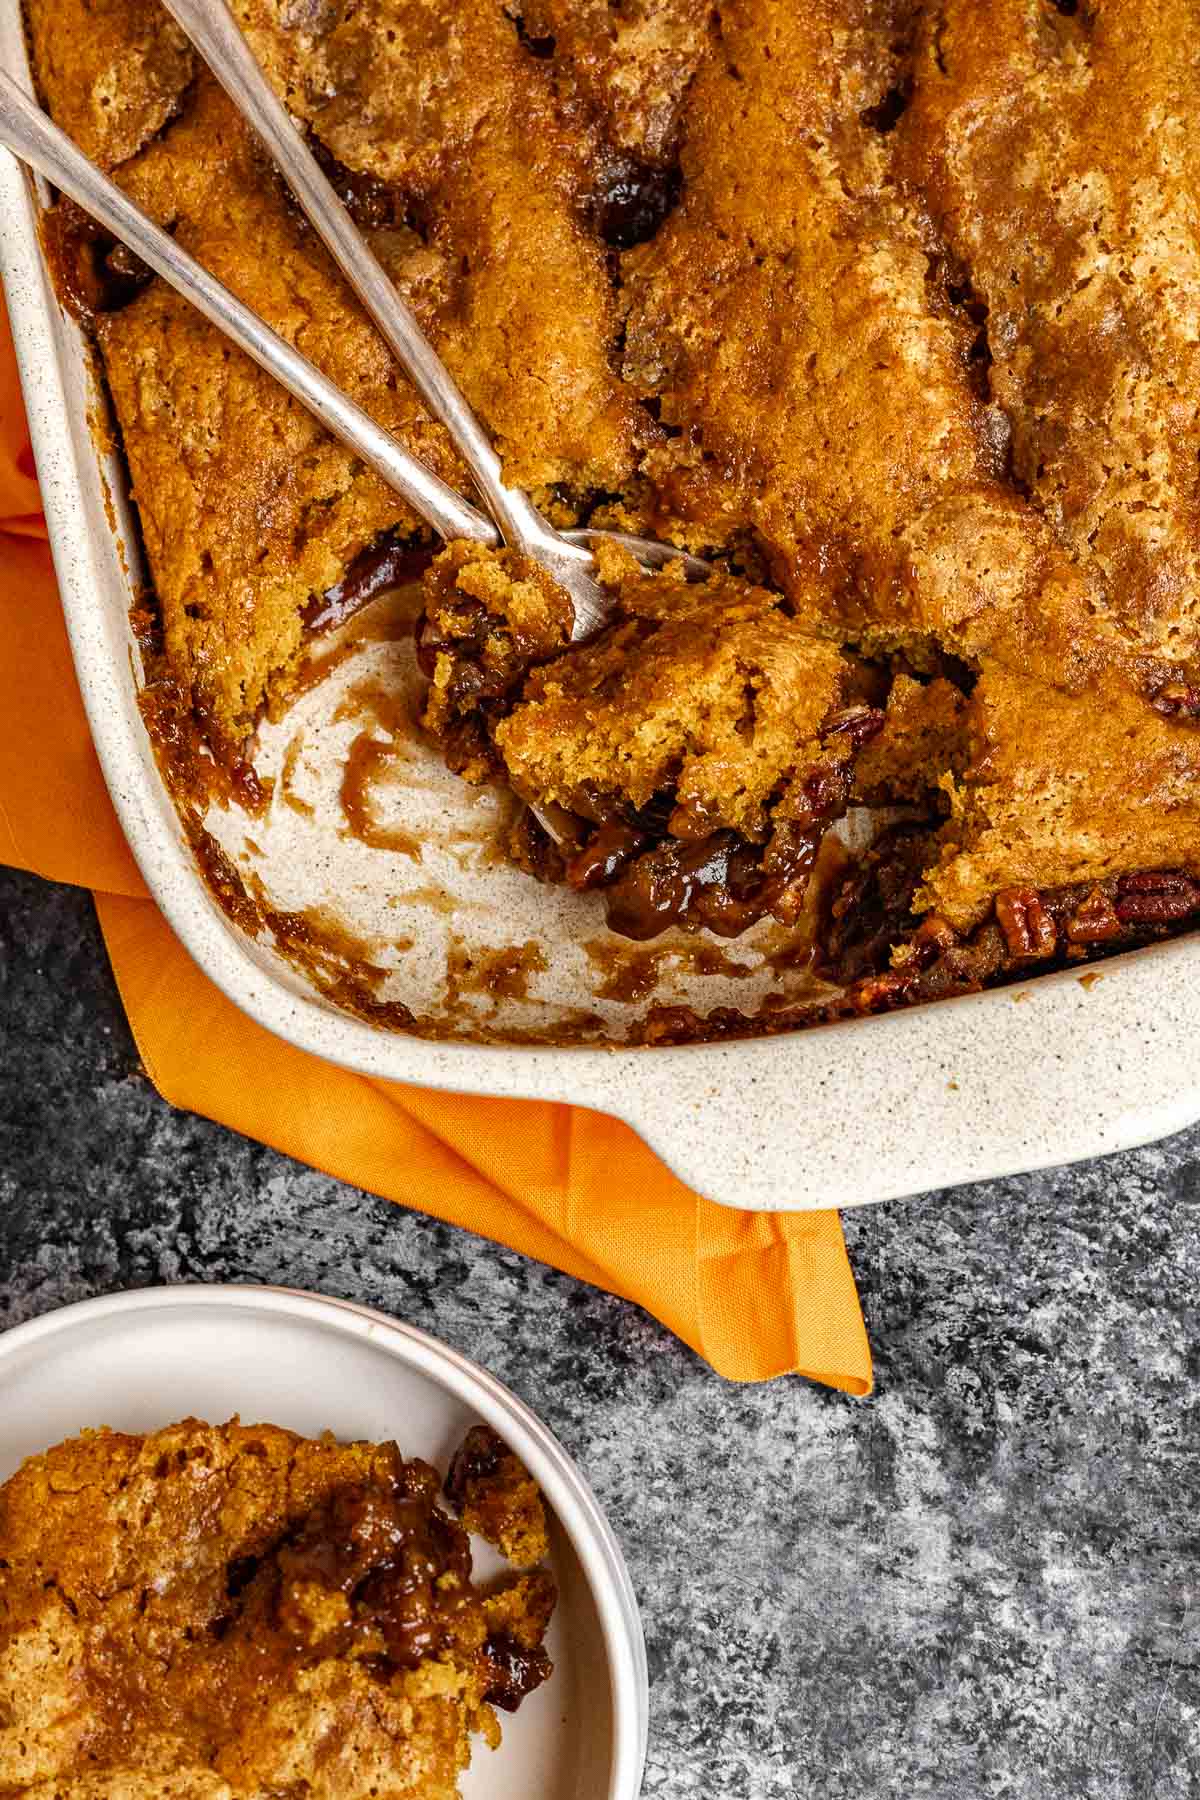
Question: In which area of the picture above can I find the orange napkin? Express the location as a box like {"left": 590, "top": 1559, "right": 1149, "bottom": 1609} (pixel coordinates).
{"left": 0, "top": 291, "right": 871, "bottom": 1390}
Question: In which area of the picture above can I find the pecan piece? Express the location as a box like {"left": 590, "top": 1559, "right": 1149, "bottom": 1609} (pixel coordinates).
{"left": 1114, "top": 871, "right": 1200, "bottom": 924}
{"left": 822, "top": 704, "right": 886, "bottom": 750}
{"left": 1065, "top": 885, "right": 1122, "bottom": 944}
{"left": 1117, "top": 870, "right": 1198, "bottom": 895}
{"left": 1149, "top": 681, "right": 1200, "bottom": 719}
{"left": 995, "top": 887, "right": 1058, "bottom": 961}
{"left": 908, "top": 913, "right": 960, "bottom": 967}
{"left": 849, "top": 970, "right": 915, "bottom": 1012}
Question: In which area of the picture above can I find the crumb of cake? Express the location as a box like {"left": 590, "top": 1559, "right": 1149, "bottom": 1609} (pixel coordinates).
{"left": 445, "top": 1426, "right": 550, "bottom": 1570}
{"left": 918, "top": 669, "right": 1200, "bottom": 931}
{"left": 852, "top": 676, "right": 970, "bottom": 807}
{"left": 417, "top": 542, "right": 575, "bottom": 783}
{"left": 479, "top": 1571, "right": 557, "bottom": 1713}
{"left": 0, "top": 1419, "right": 554, "bottom": 1798}
{"left": 27, "top": 0, "right": 193, "bottom": 171}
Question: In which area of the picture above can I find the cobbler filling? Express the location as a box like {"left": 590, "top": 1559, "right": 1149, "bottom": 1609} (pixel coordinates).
{"left": 0, "top": 1419, "right": 556, "bottom": 1796}
{"left": 26, "top": 0, "right": 1200, "bottom": 1033}
{"left": 527, "top": 703, "right": 886, "bottom": 942}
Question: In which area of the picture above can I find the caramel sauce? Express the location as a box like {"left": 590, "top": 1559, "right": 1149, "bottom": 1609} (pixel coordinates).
{"left": 291, "top": 637, "right": 362, "bottom": 699}
{"left": 763, "top": 936, "right": 821, "bottom": 976}
{"left": 392, "top": 884, "right": 469, "bottom": 917}
{"left": 490, "top": 1011, "right": 607, "bottom": 1045}
{"left": 333, "top": 673, "right": 420, "bottom": 740}
{"left": 80, "top": 1449, "right": 551, "bottom": 1767}
{"left": 273, "top": 1473, "right": 474, "bottom": 1671}
{"left": 584, "top": 936, "right": 757, "bottom": 1004}
{"left": 138, "top": 665, "right": 270, "bottom": 819}
{"left": 339, "top": 734, "right": 423, "bottom": 860}
{"left": 254, "top": 899, "right": 407, "bottom": 982}
{"left": 302, "top": 537, "right": 430, "bottom": 635}
{"left": 40, "top": 197, "right": 153, "bottom": 325}
{"left": 444, "top": 938, "right": 549, "bottom": 1009}
{"left": 485, "top": 1635, "right": 555, "bottom": 1713}
{"left": 291, "top": 586, "right": 424, "bottom": 700}
{"left": 279, "top": 736, "right": 314, "bottom": 817}
{"left": 186, "top": 819, "right": 263, "bottom": 937}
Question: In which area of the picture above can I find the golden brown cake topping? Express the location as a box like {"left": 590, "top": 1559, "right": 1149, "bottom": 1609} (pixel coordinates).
{"left": 444, "top": 1425, "right": 550, "bottom": 1571}
{"left": 25, "top": 0, "right": 1200, "bottom": 1030}
{"left": 0, "top": 1419, "right": 555, "bottom": 1799}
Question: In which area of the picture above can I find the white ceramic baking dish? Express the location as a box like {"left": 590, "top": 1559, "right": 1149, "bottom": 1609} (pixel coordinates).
{"left": 3, "top": 3, "right": 1199, "bottom": 1212}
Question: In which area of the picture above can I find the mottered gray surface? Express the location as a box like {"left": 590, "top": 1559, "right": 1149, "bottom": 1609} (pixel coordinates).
{"left": 1, "top": 865, "right": 1197, "bottom": 1798}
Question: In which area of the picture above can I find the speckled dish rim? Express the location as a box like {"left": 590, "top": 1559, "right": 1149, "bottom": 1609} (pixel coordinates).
{"left": 0, "top": 1282, "right": 649, "bottom": 1800}
{"left": 3, "top": 20, "right": 1200, "bottom": 1212}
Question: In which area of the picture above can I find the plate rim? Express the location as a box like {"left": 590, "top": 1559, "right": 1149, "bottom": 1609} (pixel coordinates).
{"left": 0, "top": 1281, "right": 649, "bottom": 1800}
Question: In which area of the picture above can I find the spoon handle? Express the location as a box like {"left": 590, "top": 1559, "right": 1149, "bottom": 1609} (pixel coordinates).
{"left": 0, "top": 66, "right": 496, "bottom": 549}
{"left": 161, "top": 0, "right": 553, "bottom": 558}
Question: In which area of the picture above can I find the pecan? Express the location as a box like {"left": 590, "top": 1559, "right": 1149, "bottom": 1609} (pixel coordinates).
{"left": 994, "top": 887, "right": 1058, "bottom": 961}
{"left": 1114, "top": 870, "right": 1200, "bottom": 924}
{"left": 797, "top": 762, "right": 849, "bottom": 823}
{"left": 444, "top": 1424, "right": 505, "bottom": 1512}
{"left": 1149, "top": 682, "right": 1200, "bottom": 719}
{"left": 1116, "top": 870, "right": 1198, "bottom": 896}
{"left": 908, "top": 913, "right": 960, "bottom": 967}
{"left": 824, "top": 826, "right": 928, "bottom": 982}
{"left": 823, "top": 704, "right": 886, "bottom": 749}
{"left": 566, "top": 820, "right": 650, "bottom": 891}
{"left": 1116, "top": 895, "right": 1198, "bottom": 923}
{"left": 485, "top": 1633, "right": 555, "bottom": 1713}
{"left": 849, "top": 970, "right": 915, "bottom": 1012}
{"left": 1065, "top": 885, "right": 1122, "bottom": 944}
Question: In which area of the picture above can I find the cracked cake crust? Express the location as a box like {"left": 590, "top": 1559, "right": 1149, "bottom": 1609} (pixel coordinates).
{"left": 0, "top": 1418, "right": 555, "bottom": 1799}
{"left": 24, "top": 0, "right": 1200, "bottom": 1030}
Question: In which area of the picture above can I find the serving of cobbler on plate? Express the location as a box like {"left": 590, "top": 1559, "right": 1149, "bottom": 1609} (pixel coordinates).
{"left": 0, "top": 1417, "right": 555, "bottom": 1797}
{"left": 23, "top": 0, "right": 1200, "bottom": 1042}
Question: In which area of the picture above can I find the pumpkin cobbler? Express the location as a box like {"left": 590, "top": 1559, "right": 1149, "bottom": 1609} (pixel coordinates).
{"left": 25, "top": 0, "right": 1200, "bottom": 1030}
{"left": 0, "top": 1418, "right": 555, "bottom": 1798}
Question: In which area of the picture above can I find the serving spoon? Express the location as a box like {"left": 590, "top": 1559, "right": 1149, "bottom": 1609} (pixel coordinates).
{"left": 155, "top": 0, "right": 708, "bottom": 629}
{"left": 0, "top": 20, "right": 704, "bottom": 846}
{"left": 0, "top": 65, "right": 497, "bottom": 549}
{"left": 0, "top": 20, "right": 705, "bottom": 616}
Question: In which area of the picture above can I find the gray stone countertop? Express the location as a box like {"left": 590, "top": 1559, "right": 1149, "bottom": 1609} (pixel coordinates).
{"left": 1, "top": 865, "right": 1197, "bottom": 1797}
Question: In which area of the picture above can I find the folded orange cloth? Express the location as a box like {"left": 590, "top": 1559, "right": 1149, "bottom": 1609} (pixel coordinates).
{"left": 0, "top": 291, "right": 871, "bottom": 1389}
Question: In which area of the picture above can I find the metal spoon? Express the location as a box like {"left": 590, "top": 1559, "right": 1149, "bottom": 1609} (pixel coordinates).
{"left": 0, "top": 66, "right": 497, "bottom": 551}
{"left": 0, "top": 43, "right": 700, "bottom": 848}
{"left": 161, "top": 0, "right": 707, "bottom": 635}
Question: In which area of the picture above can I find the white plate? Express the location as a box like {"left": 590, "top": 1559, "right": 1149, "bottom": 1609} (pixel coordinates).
{"left": 0, "top": 1284, "right": 648, "bottom": 1800}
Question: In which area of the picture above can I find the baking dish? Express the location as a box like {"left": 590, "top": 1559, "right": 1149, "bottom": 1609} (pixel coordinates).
{"left": 3, "top": 1, "right": 1199, "bottom": 1212}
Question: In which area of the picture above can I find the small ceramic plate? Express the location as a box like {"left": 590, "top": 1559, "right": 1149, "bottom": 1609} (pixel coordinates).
{"left": 0, "top": 1284, "right": 647, "bottom": 1800}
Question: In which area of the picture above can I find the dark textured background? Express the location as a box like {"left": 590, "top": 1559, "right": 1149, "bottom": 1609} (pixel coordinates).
{"left": 2, "top": 863, "right": 1197, "bottom": 1797}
